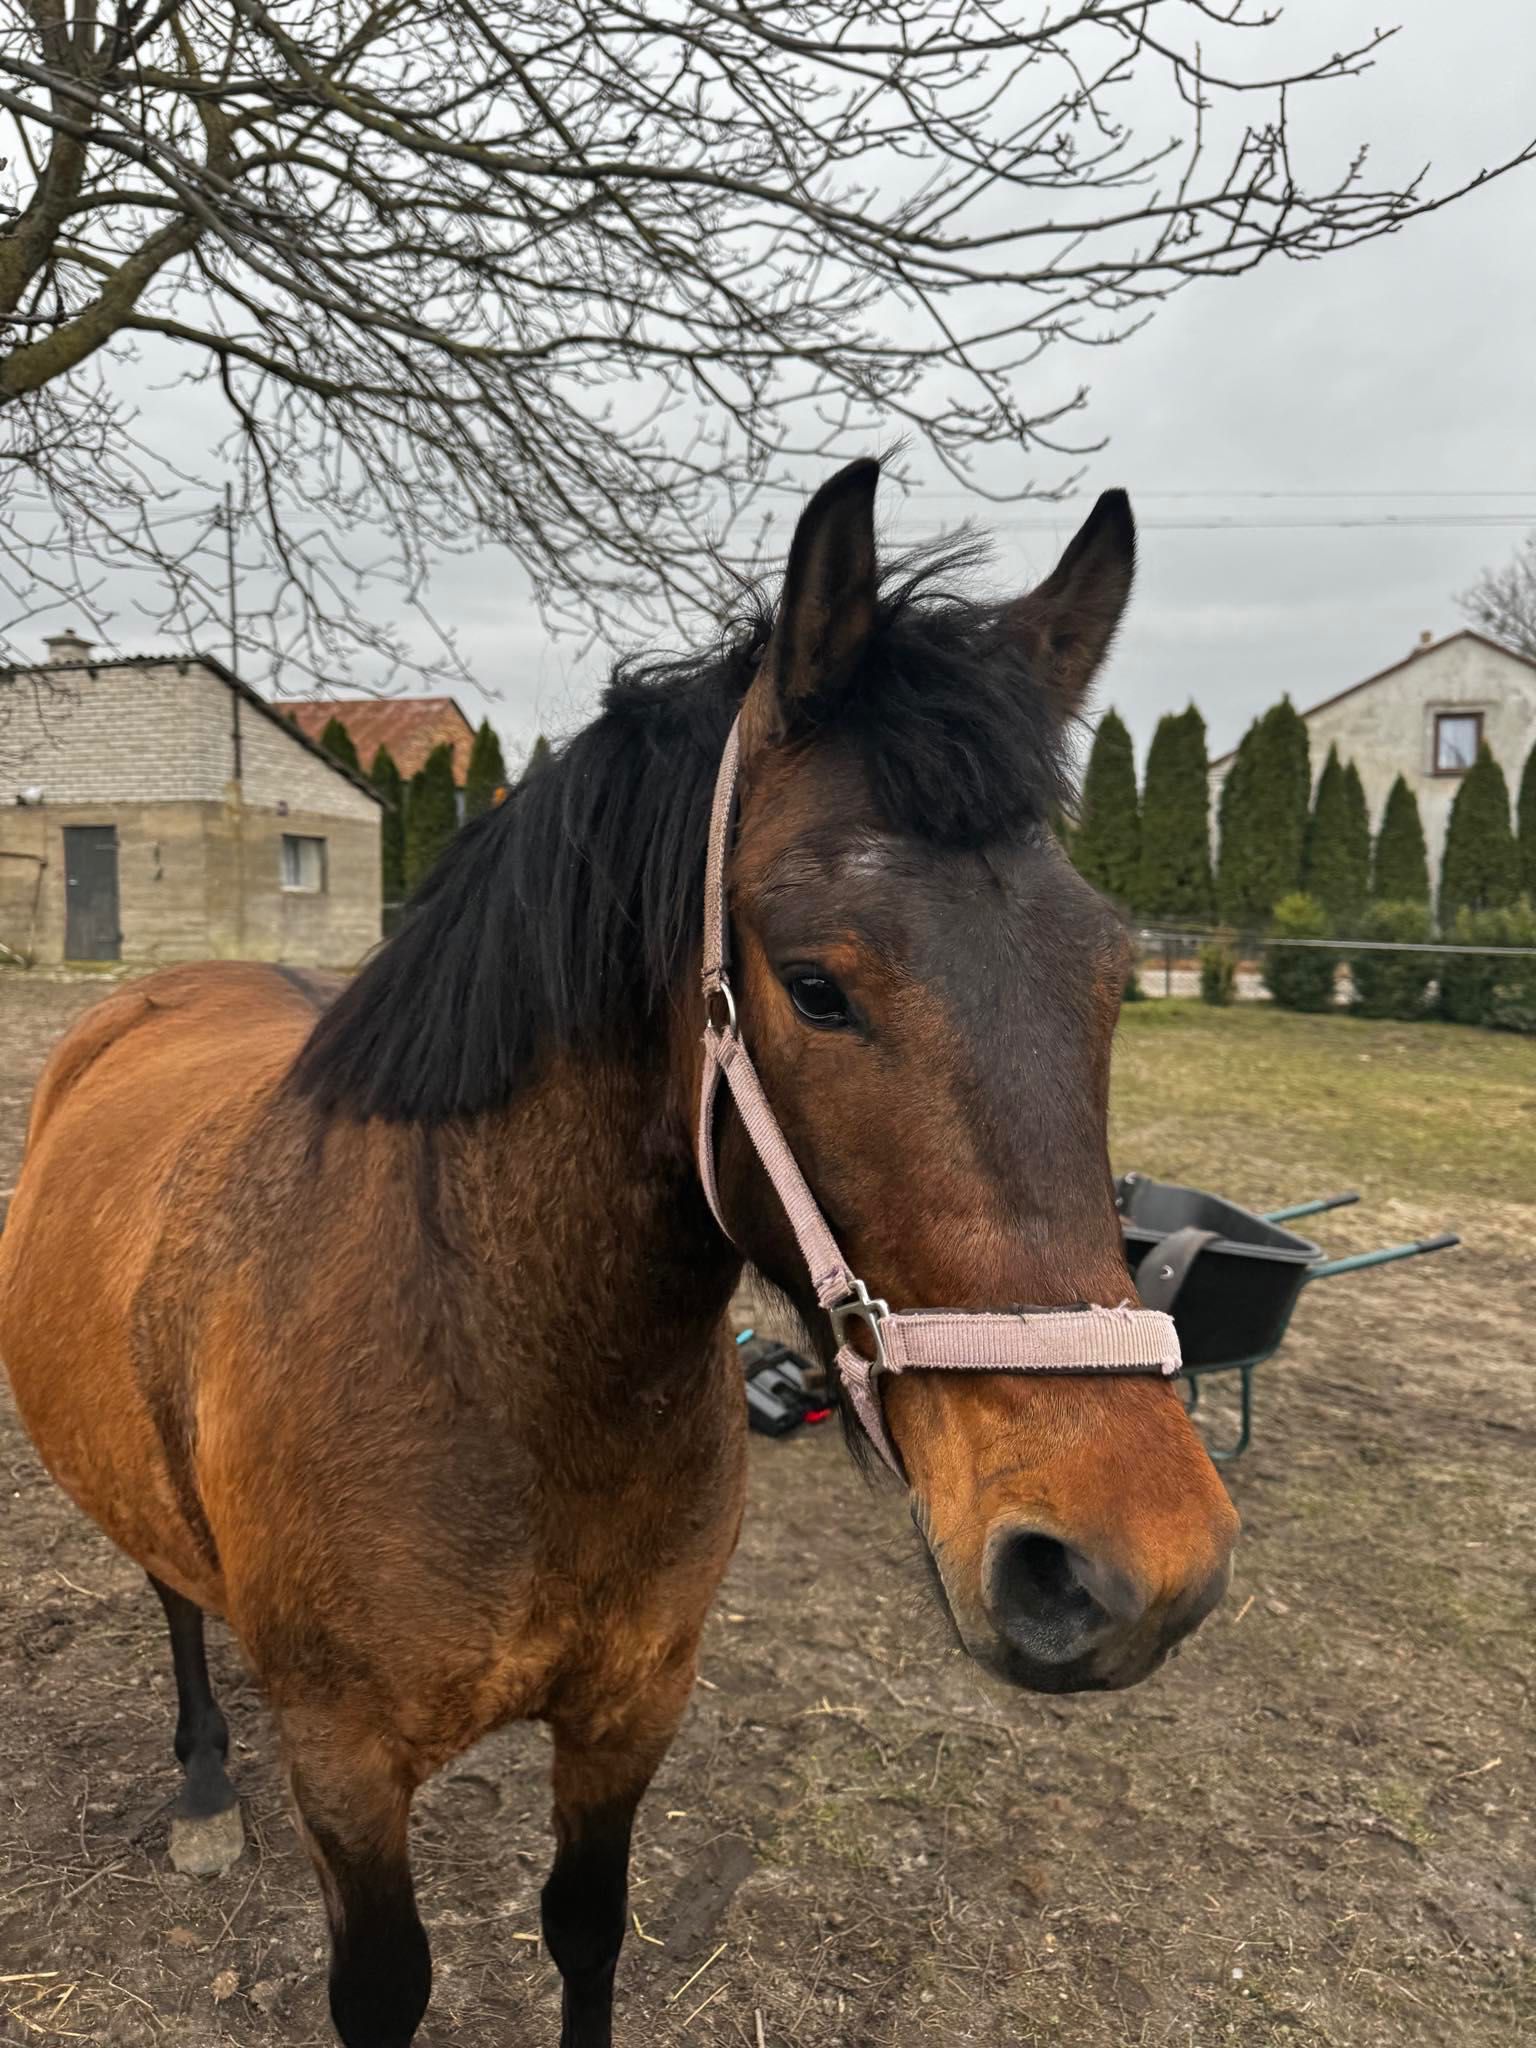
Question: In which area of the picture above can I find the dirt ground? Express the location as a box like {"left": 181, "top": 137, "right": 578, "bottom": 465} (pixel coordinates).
{"left": 1, "top": 975, "right": 1532, "bottom": 2048}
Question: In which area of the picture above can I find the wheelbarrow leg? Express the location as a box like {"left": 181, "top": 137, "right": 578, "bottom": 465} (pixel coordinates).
{"left": 1183, "top": 1362, "right": 1255, "bottom": 1461}
{"left": 1205, "top": 1365, "right": 1254, "bottom": 1463}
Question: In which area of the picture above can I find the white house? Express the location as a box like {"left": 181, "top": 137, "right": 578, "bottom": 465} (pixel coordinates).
{"left": 1210, "top": 630, "right": 1536, "bottom": 878}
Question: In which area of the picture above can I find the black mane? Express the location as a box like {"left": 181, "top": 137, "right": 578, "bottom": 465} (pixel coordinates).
{"left": 292, "top": 547, "right": 1073, "bottom": 1122}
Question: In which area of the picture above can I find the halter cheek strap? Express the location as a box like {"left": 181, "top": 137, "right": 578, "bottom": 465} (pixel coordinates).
{"left": 697, "top": 715, "right": 1180, "bottom": 1477}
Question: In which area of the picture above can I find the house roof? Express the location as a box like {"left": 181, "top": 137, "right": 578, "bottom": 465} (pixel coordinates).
{"left": 0, "top": 649, "right": 383, "bottom": 804}
{"left": 1209, "top": 630, "right": 1536, "bottom": 769}
{"left": 283, "top": 697, "right": 478, "bottom": 783}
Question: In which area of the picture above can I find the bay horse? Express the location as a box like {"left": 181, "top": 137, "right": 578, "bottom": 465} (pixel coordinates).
{"left": 0, "top": 461, "right": 1237, "bottom": 2048}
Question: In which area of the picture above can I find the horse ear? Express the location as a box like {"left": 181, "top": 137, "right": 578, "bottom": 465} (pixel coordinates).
{"left": 1005, "top": 489, "right": 1136, "bottom": 712}
{"left": 763, "top": 459, "right": 880, "bottom": 715}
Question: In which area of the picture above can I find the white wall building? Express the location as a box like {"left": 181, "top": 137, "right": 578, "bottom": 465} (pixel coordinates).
{"left": 0, "top": 631, "right": 381, "bottom": 967}
{"left": 1210, "top": 630, "right": 1536, "bottom": 882}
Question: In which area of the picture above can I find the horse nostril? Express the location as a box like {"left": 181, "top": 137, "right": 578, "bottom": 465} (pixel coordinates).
{"left": 984, "top": 1528, "right": 1141, "bottom": 1667}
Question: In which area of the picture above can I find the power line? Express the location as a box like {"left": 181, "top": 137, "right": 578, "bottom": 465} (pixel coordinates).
{"left": 907, "top": 487, "right": 1536, "bottom": 503}
{"left": 898, "top": 513, "right": 1536, "bottom": 534}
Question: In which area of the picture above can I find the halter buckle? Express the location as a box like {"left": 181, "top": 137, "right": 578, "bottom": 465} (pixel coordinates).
{"left": 828, "top": 1278, "right": 891, "bottom": 1371}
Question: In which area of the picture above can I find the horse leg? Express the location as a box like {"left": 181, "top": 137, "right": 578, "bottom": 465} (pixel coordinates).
{"left": 147, "top": 1574, "right": 244, "bottom": 1876}
{"left": 541, "top": 1667, "right": 693, "bottom": 2048}
{"left": 283, "top": 1710, "right": 431, "bottom": 2048}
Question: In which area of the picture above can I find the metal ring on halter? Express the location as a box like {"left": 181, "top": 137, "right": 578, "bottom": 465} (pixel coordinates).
{"left": 828, "top": 1278, "right": 891, "bottom": 1372}
{"left": 705, "top": 976, "right": 737, "bottom": 1036}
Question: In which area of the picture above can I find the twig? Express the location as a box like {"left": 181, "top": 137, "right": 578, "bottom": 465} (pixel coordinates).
{"left": 667, "top": 1942, "right": 727, "bottom": 2005}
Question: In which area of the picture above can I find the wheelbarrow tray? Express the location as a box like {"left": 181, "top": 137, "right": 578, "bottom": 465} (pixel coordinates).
{"left": 1115, "top": 1174, "right": 1320, "bottom": 1371}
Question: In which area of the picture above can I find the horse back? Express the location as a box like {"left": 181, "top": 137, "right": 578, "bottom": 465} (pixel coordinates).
{"left": 0, "top": 964, "right": 335, "bottom": 1604}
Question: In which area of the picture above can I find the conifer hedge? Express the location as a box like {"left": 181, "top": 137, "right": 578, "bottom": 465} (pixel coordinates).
{"left": 1371, "top": 775, "right": 1430, "bottom": 904}
{"left": 1302, "top": 745, "right": 1370, "bottom": 929}
{"left": 370, "top": 745, "right": 406, "bottom": 903}
{"left": 1072, "top": 711, "right": 1140, "bottom": 907}
{"left": 319, "top": 715, "right": 361, "bottom": 774}
{"left": 1135, "top": 706, "right": 1213, "bottom": 922}
{"left": 405, "top": 742, "right": 460, "bottom": 888}
{"left": 464, "top": 719, "right": 508, "bottom": 819}
{"left": 1438, "top": 745, "right": 1519, "bottom": 922}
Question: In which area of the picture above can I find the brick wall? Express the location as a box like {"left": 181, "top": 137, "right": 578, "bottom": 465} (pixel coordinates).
{"left": 3, "top": 659, "right": 233, "bottom": 804}
{"left": 1, "top": 655, "right": 377, "bottom": 819}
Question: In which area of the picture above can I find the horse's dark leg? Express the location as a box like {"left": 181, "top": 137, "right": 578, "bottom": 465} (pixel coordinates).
{"left": 147, "top": 1574, "right": 244, "bottom": 1874}
{"left": 284, "top": 1711, "right": 431, "bottom": 2048}
{"left": 542, "top": 1682, "right": 690, "bottom": 2048}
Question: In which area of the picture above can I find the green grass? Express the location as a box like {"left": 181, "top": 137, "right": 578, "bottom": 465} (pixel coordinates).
{"left": 1110, "top": 1003, "right": 1536, "bottom": 1209}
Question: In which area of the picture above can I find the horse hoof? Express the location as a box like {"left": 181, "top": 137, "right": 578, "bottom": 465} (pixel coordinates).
{"left": 169, "top": 1803, "right": 245, "bottom": 1876}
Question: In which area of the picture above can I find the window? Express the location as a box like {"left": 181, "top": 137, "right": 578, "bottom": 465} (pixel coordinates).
{"left": 281, "top": 834, "right": 326, "bottom": 892}
{"left": 1433, "top": 711, "right": 1482, "bottom": 775}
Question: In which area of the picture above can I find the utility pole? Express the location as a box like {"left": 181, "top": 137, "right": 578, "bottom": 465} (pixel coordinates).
{"left": 224, "top": 480, "right": 237, "bottom": 676}
{"left": 219, "top": 483, "right": 243, "bottom": 783}
{"left": 217, "top": 482, "right": 246, "bottom": 958}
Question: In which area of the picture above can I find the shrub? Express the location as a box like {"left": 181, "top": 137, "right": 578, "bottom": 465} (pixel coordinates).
{"left": 1262, "top": 893, "right": 1337, "bottom": 1012}
{"left": 1439, "top": 744, "right": 1519, "bottom": 922}
{"left": 1439, "top": 901, "right": 1536, "bottom": 1032}
{"left": 1122, "top": 964, "right": 1146, "bottom": 1003}
{"left": 1371, "top": 774, "right": 1430, "bottom": 904}
{"left": 1349, "top": 901, "right": 1436, "bottom": 1020}
{"left": 1073, "top": 710, "right": 1141, "bottom": 908}
{"left": 1199, "top": 940, "right": 1237, "bottom": 1006}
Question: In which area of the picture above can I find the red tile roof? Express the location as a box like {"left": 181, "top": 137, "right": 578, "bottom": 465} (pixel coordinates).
{"left": 284, "top": 697, "right": 478, "bottom": 782}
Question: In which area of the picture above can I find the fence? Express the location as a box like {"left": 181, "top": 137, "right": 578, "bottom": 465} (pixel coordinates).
{"left": 1128, "top": 925, "right": 1536, "bottom": 1002}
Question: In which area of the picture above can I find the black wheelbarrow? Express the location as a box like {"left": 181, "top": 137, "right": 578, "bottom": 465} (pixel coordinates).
{"left": 1115, "top": 1174, "right": 1460, "bottom": 1460}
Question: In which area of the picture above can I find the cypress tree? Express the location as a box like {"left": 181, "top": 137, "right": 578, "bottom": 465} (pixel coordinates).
{"left": 1438, "top": 744, "right": 1519, "bottom": 922}
{"left": 1302, "top": 746, "right": 1370, "bottom": 929}
{"left": 1135, "top": 705, "right": 1213, "bottom": 923}
{"left": 1341, "top": 761, "right": 1371, "bottom": 916}
{"left": 405, "top": 741, "right": 460, "bottom": 888}
{"left": 1371, "top": 774, "right": 1430, "bottom": 904}
{"left": 1071, "top": 710, "right": 1140, "bottom": 907}
{"left": 370, "top": 744, "right": 406, "bottom": 903}
{"left": 319, "top": 715, "right": 361, "bottom": 774}
{"left": 1215, "top": 719, "right": 1264, "bottom": 925}
{"left": 1216, "top": 698, "right": 1310, "bottom": 928}
{"left": 464, "top": 718, "right": 509, "bottom": 818}
{"left": 1256, "top": 697, "right": 1311, "bottom": 898}
{"left": 1517, "top": 737, "right": 1536, "bottom": 900}
{"left": 523, "top": 733, "right": 553, "bottom": 779}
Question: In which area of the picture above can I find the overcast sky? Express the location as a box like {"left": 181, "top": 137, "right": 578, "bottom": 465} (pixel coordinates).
{"left": 17, "top": 1, "right": 1536, "bottom": 778}
{"left": 401, "top": 0, "right": 1536, "bottom": 772}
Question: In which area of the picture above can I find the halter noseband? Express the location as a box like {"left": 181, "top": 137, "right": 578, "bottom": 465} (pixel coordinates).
{"left": 697, "top": 716, "right": 1181, "bottom": 1477}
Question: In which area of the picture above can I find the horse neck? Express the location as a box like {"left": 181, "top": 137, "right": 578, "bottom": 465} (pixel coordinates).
{"left": 455, "top": 1035, "right": 741, "bottom": 1361}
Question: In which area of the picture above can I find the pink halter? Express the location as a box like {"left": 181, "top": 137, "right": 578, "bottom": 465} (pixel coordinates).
{"left": 697, "top": 716, "right": 1181, "bottom": 1477}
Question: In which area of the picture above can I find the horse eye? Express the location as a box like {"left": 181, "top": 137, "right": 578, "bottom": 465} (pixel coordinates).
{"left": 786, "top": 973, "right": 851, "bottom": 1028}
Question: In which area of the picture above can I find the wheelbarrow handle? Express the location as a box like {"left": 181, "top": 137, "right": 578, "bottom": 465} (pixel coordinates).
{"left": 1305, "top": 1233, "right": 1460, "bottom": 1283}
{"left": 1263, "top": 1192, "right": 1360, "bottom": 1223}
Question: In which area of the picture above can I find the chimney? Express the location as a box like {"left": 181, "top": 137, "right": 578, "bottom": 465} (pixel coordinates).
{"left": 43, "top": 628, "right": 94, "bottom": 665}
{"left": 1418, "top": 629, "right": 1433, "bottom": 648}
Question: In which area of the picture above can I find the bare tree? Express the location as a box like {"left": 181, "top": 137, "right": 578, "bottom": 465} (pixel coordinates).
{"left": 1459, "top": 534, "right": 1536, "bottom": 663}
{"left": 3, "top": 1, "right": 1533, "bottom": 690}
